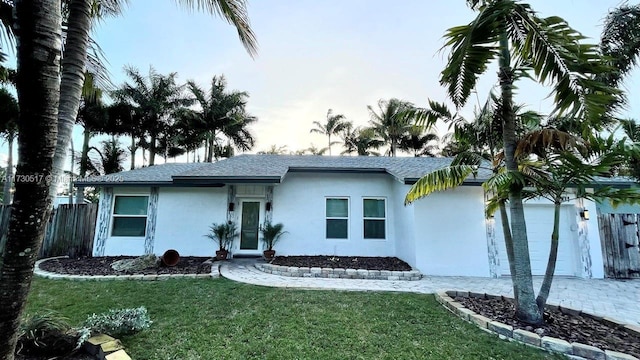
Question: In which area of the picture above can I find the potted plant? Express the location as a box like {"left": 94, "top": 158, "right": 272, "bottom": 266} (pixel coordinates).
{"left": 260, "top": 221, "right": 286, "bottom": 261}
{"left": 205, "top": 221, "right": 237, "bottom": 260}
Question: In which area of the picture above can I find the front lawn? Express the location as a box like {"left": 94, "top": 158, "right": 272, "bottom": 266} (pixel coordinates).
{"left": 26, "top": 278, "right": 562, "bottom": 359}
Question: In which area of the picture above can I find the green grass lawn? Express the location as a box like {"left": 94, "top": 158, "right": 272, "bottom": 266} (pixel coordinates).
{"left": 26, "top": 277, "right": 563, "bottom": 360}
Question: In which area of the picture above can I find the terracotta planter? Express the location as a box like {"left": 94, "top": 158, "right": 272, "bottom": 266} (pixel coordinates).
{"left": 161, "top": 249, "right": 180, "bottom": 267}
{"left": 263, "top": 250, "right": 276, "bottom": 261}
{"left": 216, "top": 249, "right": 228, "bottom": 261}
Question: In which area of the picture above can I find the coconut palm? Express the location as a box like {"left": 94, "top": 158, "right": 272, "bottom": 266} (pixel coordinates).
{"left": 310, "top": 109, "right": 350, "bottom": 156}
{"left": 0, "top": 1, "right": 62, "bottom": 357}
{"left": 422, "top": 0, "right": 615, "bottom": 324}
{"left": 0, "top": 87, "right": 18, "bottom": 204}
{"left": 368, "top": 99, "right": 415, "bottom": 157}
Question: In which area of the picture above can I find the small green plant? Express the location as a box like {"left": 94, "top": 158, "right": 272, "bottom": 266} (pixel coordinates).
{"left": 260, "top": 222, "right": 287, "bottom": 251}
{"left": 205, "top": 221, "right": 238, "bottom": 251}
{"left": 17, "top": 312, "right": 79, "bottom": 356}
{"left": 83, "top": 307, "right": 152, "bottom": 336}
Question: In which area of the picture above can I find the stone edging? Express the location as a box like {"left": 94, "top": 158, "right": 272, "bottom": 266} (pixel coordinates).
{"left": 34, "top": 256, "right": 221, "bottom": 281}
{"left": 256, "top": 262, "right": 422, "bottom": 281}
{"left": 435, "top": 291, "right": 640, "bottom": 360}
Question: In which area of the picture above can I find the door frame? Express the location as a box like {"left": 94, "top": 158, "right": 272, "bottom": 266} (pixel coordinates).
{"left": 234, "top": 198, "right": 265, "bottom": 256}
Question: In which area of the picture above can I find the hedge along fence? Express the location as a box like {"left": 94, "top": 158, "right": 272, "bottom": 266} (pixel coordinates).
{"left": 0, "top": 203, "right": 98, "bottom": 259}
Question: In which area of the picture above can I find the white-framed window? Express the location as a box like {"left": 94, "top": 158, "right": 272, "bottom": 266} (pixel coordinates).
{"left": 326, "top": 197, "right": 349, "bottom": 239}
{"left": 111, "top": 195, "right": 149, "bottom": 237}
{"left": 363, "top": 198, "right": 386, "bottom": 239}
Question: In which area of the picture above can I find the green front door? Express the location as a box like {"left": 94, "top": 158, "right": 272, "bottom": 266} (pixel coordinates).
{"left": 240, "top": 201, "right": 260, "bottom": 250}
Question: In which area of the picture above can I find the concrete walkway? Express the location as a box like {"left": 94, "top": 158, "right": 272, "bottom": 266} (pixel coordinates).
{"left": 220, "top": 259, "right": 640, "bottom": 326}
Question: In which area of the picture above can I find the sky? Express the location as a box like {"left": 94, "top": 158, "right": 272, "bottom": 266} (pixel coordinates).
{"left": 2, "top": 0, "right": 640, "bottom": 166}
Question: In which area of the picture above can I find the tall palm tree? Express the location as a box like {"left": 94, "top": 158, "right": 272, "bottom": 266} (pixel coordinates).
{"left": 368, "top": 99, "right": 414, "bottom": 157}
{"left": 0, "top": 87, "right": 18, "bottom": 204}
{"left": 49, "top": 0, "right": 258, "bottom": 202}
{"left": 86, "top": 137, "right": 127, "bottom": 175}
{"left": 430, "top": 0, "right": 615, "bottom": 324}
{"left": 309, "top": 109, "right": 349, "bottom": 156}
{"left": 115, "top": 66, "right": 191, "bottom": 166}
{"left": 600, "top": 3, "right": 640, "bottom": 92}
{"left": 187, "top": 75, "right": 256, "bottom": 161}
{"left": 0, "top": 1, "right": 62, "bottom": 358}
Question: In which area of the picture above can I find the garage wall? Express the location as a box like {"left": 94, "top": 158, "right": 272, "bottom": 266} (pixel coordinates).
{"left": 412, "top": 186, "right": 490, "bottom": 276}
{"left": 393, "top": 182, "right": 416, "bottom": 268}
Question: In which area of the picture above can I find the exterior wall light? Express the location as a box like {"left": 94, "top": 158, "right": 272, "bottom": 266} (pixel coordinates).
{"left": 580, "top": 209, "right": 590, "bottom": 221}
{"left": 266, "top": 202, "right": 272, "bottom": 212}
{"left": 228, "top": 202, "right": 235, "bottom": 212}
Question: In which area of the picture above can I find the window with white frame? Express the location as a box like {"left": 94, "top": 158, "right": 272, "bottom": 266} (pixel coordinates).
{"left": 326, "top": 198, "right": 348, "bottom": 239}
{"left": 111, "top": 195, "right": 149, "bottom": 237}
{"left": 363, "top": 198, "right": 386, "bottom": 239}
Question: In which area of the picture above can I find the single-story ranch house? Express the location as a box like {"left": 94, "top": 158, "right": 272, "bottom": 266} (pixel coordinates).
{"left": 76, "top": 154, "right": 631, "bottom": 278}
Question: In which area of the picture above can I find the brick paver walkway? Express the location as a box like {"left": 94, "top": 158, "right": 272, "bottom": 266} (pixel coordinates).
{"left": 220, "top": 259, "right": 640, "bottom": 325}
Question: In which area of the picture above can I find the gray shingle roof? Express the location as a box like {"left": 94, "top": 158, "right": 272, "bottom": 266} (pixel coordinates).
{"left": 76, "top": 154, "right": 635, "bottom": 187}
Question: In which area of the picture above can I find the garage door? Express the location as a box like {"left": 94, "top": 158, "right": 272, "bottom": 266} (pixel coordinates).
{"left": 494, "top": 204, "right": 577, "bottom": 276}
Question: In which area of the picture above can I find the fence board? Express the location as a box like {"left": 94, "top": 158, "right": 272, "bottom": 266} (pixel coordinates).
{"left": 0, "top": 203, "right": 98, "bottom": 259}
{"left": 598, "top": 213, "right": 640, "bottom": 278}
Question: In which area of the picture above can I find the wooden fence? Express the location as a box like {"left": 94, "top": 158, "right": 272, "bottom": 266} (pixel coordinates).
{"left": 598, "top": 213, "right": 640, "bottom": 279}
{"left": 0, "top": 203, "right": 98, "bottom": 259}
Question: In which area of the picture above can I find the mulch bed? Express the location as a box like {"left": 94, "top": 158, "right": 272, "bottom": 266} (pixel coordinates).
{"left": 39, "top": 256, "right": 213, "bottom": 276}
{"left": 454, "top": 295, "right": 640, "bottom": 357}
{"left": 271, "top": 255, "right": 412, "bottom": 271}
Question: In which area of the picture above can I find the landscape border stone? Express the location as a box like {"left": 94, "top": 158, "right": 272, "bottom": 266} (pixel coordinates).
{"left": 255, "top": 262, "right": 422, "bottom": 281}
{"left": 435, "top": 291, "right": 640, "bottom": 360}
{"left": 34, "top": 256, "right": 221, "bottom": 281}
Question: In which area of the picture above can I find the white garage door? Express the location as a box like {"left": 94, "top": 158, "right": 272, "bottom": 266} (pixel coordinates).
{"left": 495, "top": 204, "right": 577, "bottom": 276}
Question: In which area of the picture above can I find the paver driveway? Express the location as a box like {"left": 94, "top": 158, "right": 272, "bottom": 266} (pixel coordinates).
{"left": 220, "top": 260, "right": 640, "bottom": 326}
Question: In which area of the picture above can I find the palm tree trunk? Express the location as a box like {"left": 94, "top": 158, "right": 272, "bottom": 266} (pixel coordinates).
{"left": 536, "top": 201, "right": 561, "bottom": 312}
{"left": 499, "top": 201, "right": 519, "bottom": 302}
{"left": 328, "top": 134, "right": 332, "bottom": 156}
{"left": 75, "top": 128, "right": 91, "bottom": 203}
{"left": 498, "top": 33, "right": 542, "bottom": 325}
{"left": 0, "top": 1, "right": 62, "bottom": 357}
{"left": 3, "top": 134, "right": 14, "bottom": 204}
{"left": 129, "top": 136, "right": 136, "bottom": 170}
{"left": 50, "top": 0, "right": 91, "bottom": 196}
{"left": 390, "top": 138, "right": 397, "bottom": 157}
{"left": 149, "top": 134, "right": 156, "bottom": 166}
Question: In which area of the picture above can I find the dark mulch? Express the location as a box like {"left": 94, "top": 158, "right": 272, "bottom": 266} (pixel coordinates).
{"left": 39, "top": 256, "right": 213, "bottom": 276}
{"left": 271, "top": 255, "right": 412, "bottom": 271}
{"left": 16, "top": 352, "right": 94, "bottom": 360}
{"left": 455, "top": 295, "right": 640, "bottom": 358}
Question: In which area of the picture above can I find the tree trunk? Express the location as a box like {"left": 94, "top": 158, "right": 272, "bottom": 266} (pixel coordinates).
{"left": 0, "top": 1, "right": 62, "bottom": 358}
{"left": 129, "top": 135, "right": 136, "bottom": 170}
{"left": 75, "top": 128, "right": 91, "bottom": 203}
{"left": 328, "top": 134, "right": 332, "bottom": 156}
{"left": 498, "top": 34, "right": 542, "bottom": 325}
{"left": 390, "top": 138, "right": 397, "bottom": 157}
{"left": 499, "top": 201, "right": 519, "bottom": 302}
{"left": 149, "top": 134, "right": 156, "bottom": 166}
{"left": 536, "top": 201, "right": 561, "bottom": 312}
{"left": 3, "top": 134, "right": 14, "bottom": 204}
{"left": 50, "top": 0, "right": 92, "bottom": 196}
{"left": 68, "top": 141, "right": 74, "bottom": 204}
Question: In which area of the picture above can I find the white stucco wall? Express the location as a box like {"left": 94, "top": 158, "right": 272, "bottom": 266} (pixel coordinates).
{"left": 153, "top": 187, "right": 227, "bottom": 256}
{"left": 412, "top": 186, "right": 490, "bottom": 276}
{"left": 393, "top": 182, "right": 416, "bottom": 268}
{"left": 271, "top": 173, "right": 398, "bottom": 258}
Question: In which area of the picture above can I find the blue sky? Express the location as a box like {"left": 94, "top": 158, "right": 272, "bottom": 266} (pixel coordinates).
{"left": 4, "top": 0, "right": 640, "bottom": 164}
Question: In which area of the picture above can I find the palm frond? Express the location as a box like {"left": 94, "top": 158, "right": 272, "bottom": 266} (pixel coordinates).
{"left": 405, "top": 165, "right": 476, "bottom": 205}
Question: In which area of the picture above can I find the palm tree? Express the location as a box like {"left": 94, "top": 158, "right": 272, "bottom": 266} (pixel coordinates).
{"left": 115, "top": 66, "right": 191, "bottom": 166}
{"left": 600, "top": 4, "right": 640, "bottom": 93}
{"left": 305, "top": 144, "right": 329, "bottom": 155}
{"left": 258, "top": 145, "right": 288, "bottom": 155}
{"left": 0, "top": 88, "right": 18, "bottom": 204}
{"left": 341, "top": 125, "right": 383, "bottom": 156}
{"left": 50, "top": 0, "right": 258, "bottom": 204}
{"left": 426, "top": 0, "right": 615, "bottom": 324}
{"left": 368, "top": 99, "right": 414, "bottom": 157}
{"left": 86, "top": 137, "right": 127, "bottom": 175}
{"left": 0, "top": 1, "right": 62, "bottom": 358}
{"left": 399, "top": 125, "right": 439, "bottom": 157}
{"left": 310, "top": 109, "right": 350, "bottom": 155}
{"left": 187, "top": 75, "right": 256, "bottom": 162}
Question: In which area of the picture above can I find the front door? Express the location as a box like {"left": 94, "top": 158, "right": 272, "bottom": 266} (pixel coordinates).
{"left": 239, "top": 201, "right": 261, "bottom": 252}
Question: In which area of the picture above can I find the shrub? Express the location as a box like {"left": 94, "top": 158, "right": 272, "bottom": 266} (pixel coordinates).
{"left": 17, "top": 312, "right": 78, "bottom": 356}
{"left": 83, "top": 307, "right": 152, "bottom": 336}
